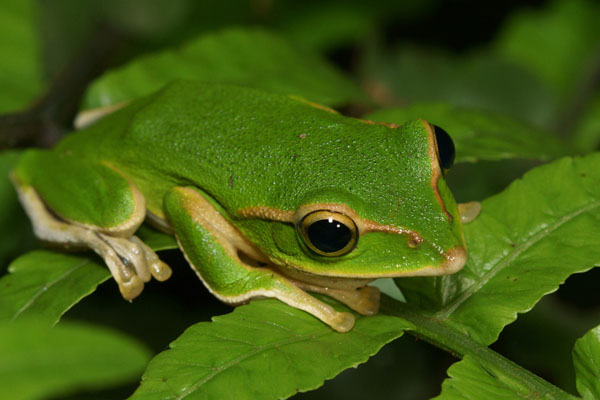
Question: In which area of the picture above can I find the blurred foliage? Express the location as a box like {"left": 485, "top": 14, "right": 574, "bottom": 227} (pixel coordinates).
{"left": 495, "top": 0, "right": 600, "bottom": 100}
{"left": 1, "top": 0, "right": 600, "bottom": 399}
{"left": 0, "top": 320, "right": 151, "bottom": 400}
{"left": 574, "top": 94, "right": 600, "bottom": 152}
{"left": 82, "top": 28, "right": 364, "bottom": 109}
{"left": 271, "top": 1, "right": 435, "bottom": 51}
{"left": 362, "top": 47, "right": 559, "bottom": 129}
{"left": 0, "top": 152, "right": 35, "bottom": 271}
{"left": 0, "top": 0, "right": 43, "bottom": 113}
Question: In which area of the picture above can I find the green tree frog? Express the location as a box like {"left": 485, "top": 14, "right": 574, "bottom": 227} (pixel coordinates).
{"left": 11, "top": 81, "right": 476, "bottom": 332}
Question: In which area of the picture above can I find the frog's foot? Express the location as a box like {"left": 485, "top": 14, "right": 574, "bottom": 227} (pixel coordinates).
{"left": 12, "top": 170, "right": 171, "bottom": 301}
{"left": 292, "top": 281, "right": 380, "bottom": 316}
{"left": 96, "top": 234, "right": 172, "bottom": 299}
{"left": 458, "top": 201, "right": 481, "bottom": 224}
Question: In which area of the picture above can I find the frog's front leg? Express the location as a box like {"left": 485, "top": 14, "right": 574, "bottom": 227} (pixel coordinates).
{"left": 164, "top": 186, "right": 356, "bottom": 332}
{"left": 11, "top": 151, "right": 172, "bottom": 300}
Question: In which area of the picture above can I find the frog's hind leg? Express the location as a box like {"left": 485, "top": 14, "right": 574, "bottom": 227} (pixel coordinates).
{"left": 11, "top": 151, "right": 171, "bottom": 300}
{"left": 290, "top": 281, "right": 380, "bottom": 316}
{"left": 164, "top": 186, "right": 356, "bottom": 332}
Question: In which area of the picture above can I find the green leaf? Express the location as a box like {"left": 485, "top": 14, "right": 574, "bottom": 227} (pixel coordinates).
{"left": 397, "top": 153, "right": 600, "bottom": 345}
{"left": 0, "top": 250, "right": 110, "bottom": 324}
{"left": 131, "top": 299, "right": 410, "bottom": 399}
{"left": 83, "top": 28, "right": 364, "bottom": 109}
{"left": 0, "top": 226, "right": 176, "bottom": 325}
{"left": 573, "top": 324, "right": 600, "bottom": 399}
{"left": 365, "top": 103, "right": 567, "bottom": 163}
{"left": 384, "top": 300, "right": 575, "bottom": 400}
{"left": 0, "top": 0, "right": 44, "bottom": 113}
{"left": 0, "top": 319, "right": 151, "bottom": 400}
{"left": 495, "top": 0, "right": 600, "bottom": 98}
{"left": 0, "top": 151, "right": 35, "bottom": 270}
{"left": 435, "top": 316, "right": 600, "bottom": 399}
{"left": 0, "top": 225, "right": 175, "bottom": 326}
{"left": 434, "top": 355, "right": 563, "bottom": 400}
{"left": 489, "top": 296, "right": 595, "bottom": 393}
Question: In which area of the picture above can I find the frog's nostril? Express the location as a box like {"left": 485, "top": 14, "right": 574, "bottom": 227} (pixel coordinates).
{"left": 406, "top": 231, "right": 423, "bottom": 248}
{"left": 407, "top": 238, "right": 421, "bottom": 248}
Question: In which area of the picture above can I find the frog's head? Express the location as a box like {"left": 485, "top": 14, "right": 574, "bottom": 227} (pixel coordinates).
{"left": 236, "top": 119, "right": 466, "bottom": 289}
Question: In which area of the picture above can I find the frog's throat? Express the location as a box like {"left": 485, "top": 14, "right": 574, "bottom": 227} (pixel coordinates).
{"left": 272, "top": 245, "right": 465, "bottom": 287}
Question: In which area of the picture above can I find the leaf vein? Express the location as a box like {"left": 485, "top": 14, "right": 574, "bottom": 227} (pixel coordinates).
{"left": 174, "top": 329, "right": 330, "bottom": 399}
{"left": 11, "top": 259, "right": 90, "bottom": 321}
{"left": 201, "top": 332, "right": 255, "bottom": 346}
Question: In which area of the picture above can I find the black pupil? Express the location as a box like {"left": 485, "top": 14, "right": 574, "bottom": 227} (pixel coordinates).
{"left": 433, "top": 124, "right": 455, "bottom": 171}
{"left": 306, "top": 218, "right": 352, "bottom": 254}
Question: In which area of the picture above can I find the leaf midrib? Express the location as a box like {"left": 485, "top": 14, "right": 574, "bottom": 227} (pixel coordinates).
{"left": 11, "top": 259, "right": 90, "bottom": 322}
{"left": 434, "top": 200, "right": 600, "bottom": 320}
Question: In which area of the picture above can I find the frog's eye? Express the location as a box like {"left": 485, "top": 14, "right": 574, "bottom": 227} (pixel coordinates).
{"left": 432, "top": 124, "right": 455, "bottom": 172}
{"left": 298, "top": 211, "right": 358, "bottom": 257}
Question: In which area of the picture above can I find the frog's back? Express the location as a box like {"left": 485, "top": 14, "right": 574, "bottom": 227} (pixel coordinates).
{"left": 57, "top": 81, "right": 433, "bottom": 228}
{"left": 60, "top": 81, "right": 340, "bottom": 173}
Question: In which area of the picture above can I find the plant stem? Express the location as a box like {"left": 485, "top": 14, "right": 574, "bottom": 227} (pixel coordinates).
{"left": 380, "top": 296, "right": 578, "bottom": 400}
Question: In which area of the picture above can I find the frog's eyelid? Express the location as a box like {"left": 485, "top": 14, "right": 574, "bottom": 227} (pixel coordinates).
{"left": 236, "top": 206, "right": 294, "bottom": 222}
{"left": 236, "top": 203, "right": 422, "bottom": 243}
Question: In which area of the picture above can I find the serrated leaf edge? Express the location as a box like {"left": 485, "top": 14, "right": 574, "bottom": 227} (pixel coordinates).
{"left": 11, "top": 257, "right": 95, "bottom": 323}
{"left": 435, "top": 199, "right": 600, "bottom": 320}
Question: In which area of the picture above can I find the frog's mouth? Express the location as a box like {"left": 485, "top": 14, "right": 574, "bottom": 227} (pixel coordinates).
{"left": 236, "top": 246, "right": 466, "bottom": 294}
{"left": 235, "top": 251, "right": 370, "bottom": 290}
{"left": 272, "top": 245, "right": 467, "bottom": 284}
{"left": 196, "top": 218, "right": 373, "bottom": 291}
{"left": 236, "top": 230, "right": 466, "bottom": 291}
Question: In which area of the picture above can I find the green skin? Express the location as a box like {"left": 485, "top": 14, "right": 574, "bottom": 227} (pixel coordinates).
{"left": 12, "top": 81, "right": 467, "bottom": 332}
